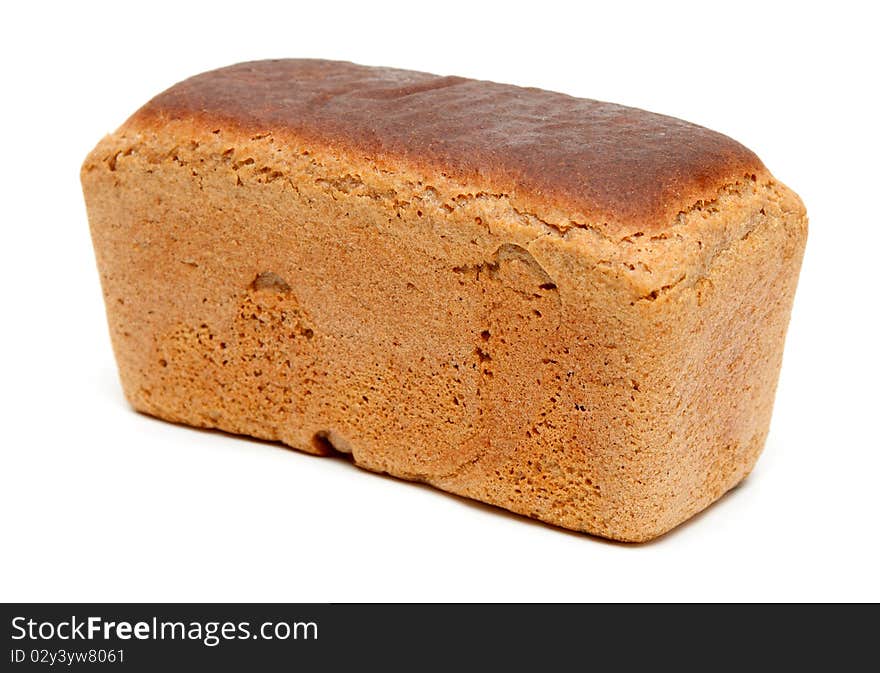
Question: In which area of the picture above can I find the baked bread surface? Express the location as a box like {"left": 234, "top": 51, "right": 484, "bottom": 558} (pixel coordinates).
{"left": 133, "top": 59, "right": 764, "bottom": 231}
{"left": 82, "top": 60, "right": 807, "bottom": 541}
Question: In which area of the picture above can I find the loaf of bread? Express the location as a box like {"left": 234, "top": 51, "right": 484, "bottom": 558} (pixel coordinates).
{"left": 81, "top": 59, "right": 806, "bottom": 541}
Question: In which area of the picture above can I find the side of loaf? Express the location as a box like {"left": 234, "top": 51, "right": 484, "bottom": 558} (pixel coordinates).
{"left": 81, "top": 60, "right": 807, "bottom": 541}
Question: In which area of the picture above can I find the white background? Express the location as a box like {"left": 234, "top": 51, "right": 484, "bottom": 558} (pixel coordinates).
{"left": 2, "top": 1, "right": 877, "bottom": 602}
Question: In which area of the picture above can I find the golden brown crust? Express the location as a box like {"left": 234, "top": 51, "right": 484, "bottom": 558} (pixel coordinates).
{"left": 128, "top": 59, "right": 766, "bottom": 232}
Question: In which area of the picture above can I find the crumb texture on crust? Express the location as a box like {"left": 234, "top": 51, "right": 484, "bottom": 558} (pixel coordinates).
{"left": 128, "top": 59, "right": 766, "bottom": 233}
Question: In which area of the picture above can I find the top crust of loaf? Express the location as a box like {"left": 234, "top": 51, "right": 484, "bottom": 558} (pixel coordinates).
{"left": 125, "top": 59, "right": 766, "bottom": 234}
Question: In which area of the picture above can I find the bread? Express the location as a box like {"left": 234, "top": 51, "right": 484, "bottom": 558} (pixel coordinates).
{"left": 81, "top": 59, "right": 807, "bottom": 541}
